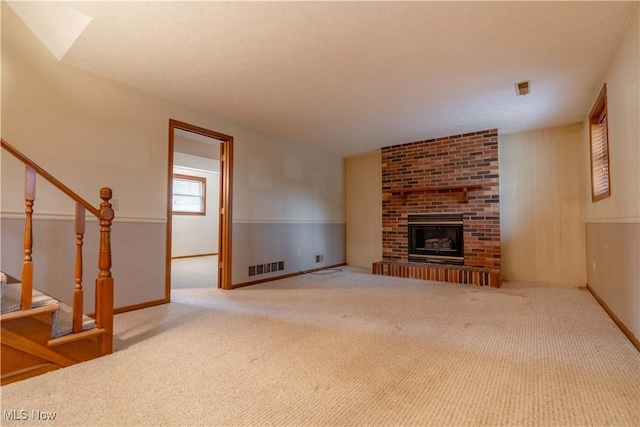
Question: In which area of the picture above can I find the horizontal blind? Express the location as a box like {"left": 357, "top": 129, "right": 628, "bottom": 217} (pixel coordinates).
{"left": 589, "top": 84, "right": 610, "bottom": 202}
{"left": 173, "top": 177, "right": 204, "bottom": 213}
{"left": 591, "top": 114, "right": 609, "bottom": 198}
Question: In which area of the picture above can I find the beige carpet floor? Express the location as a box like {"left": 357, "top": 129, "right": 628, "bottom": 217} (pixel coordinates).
{"left": 1, "top": 267, "right": 639, "bottom": 426}
{"left": 171, "top": 256, "right": 218, "bottom": 289}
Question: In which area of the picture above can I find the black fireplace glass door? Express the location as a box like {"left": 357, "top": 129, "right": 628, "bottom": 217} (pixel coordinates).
{"left": 409, "top": 225, "right": 463, "bottom": 257}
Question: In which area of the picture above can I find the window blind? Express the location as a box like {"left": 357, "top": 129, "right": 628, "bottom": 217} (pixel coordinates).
{"left": 589, "top": 84, "right": 611, "bottom": 202}
{"left": 173, "top": 176, "right": 205, "bottom": 213}
{"left": 591, "top": 115, "right": 609, "bottom": 198}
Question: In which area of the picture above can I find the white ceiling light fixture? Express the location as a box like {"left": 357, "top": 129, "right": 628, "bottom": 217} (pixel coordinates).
{"left": 515, "top": 80, "right": 531, "bottom": 96}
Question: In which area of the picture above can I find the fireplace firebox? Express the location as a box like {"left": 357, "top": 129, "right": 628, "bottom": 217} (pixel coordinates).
{"left": 408, "top": 214, "right": 464, "bottom": 265}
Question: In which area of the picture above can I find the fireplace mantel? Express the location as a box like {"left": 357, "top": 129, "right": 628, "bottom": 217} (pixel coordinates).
{"left": 382, "top": 184, "right": 484, "bottom": 203}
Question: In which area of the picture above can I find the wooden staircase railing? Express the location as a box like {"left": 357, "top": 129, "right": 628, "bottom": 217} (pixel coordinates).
{"left": 1, "top": 138, "right": 114, "bottom": 355}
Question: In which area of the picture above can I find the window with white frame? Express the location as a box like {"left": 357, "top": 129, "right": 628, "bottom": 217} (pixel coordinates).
{"left": 172, "top": 174, "right": 206, "bottom": 215}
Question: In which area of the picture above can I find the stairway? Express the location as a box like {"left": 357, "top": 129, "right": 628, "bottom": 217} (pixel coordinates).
{"left": 1, "top": 139, "right": 115, "bottom": 385}
{"left": 1, "top": 273, "right": 108, "bottom": 385}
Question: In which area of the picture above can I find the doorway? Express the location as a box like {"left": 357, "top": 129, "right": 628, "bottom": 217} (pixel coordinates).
{"left": 166, "top": 119, "right": 233, "bottom": 300}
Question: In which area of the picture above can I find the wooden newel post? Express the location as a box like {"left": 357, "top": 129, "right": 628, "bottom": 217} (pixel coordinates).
{"left": 96, "top": 187, "right": 114, "bottom": 355}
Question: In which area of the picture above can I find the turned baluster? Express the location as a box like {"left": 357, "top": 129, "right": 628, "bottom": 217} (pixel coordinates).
{"left": 95, "top": 188, "right": 114, "bottom": 355}
{"left": 21, "top": 166, "right": 36, "bottom": 310}
{"left": 73, "top": 203, "right": 85, "bottom": 333}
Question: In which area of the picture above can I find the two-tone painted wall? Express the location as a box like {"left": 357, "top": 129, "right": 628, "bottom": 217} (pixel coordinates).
{"left": 583, "top": 5, "right": 639, "bottom": 341}
{"left": 0, "top": 4, "right": 345, "bottom": 311}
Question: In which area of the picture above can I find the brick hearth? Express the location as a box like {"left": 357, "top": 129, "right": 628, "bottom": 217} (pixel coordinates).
{"left": 377, "top": 129, "right": 501, "bottom": 286}
{"left": 373, "top": 260, "right": 501, "bottom": 288}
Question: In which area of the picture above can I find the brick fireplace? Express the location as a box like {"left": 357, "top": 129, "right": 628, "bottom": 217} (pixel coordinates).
{"left": 373, "top": 129, "right": 501, "bottom": 287}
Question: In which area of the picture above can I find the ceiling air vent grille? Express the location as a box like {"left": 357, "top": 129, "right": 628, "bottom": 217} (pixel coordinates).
{"left": 515, "top": 80, "right": 531, "bottom": 96}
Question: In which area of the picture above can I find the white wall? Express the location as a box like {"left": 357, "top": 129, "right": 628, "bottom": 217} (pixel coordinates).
{"left": 174, "top": 135, "right": 219, "bottom": 160}
{"left": 500, "top": 124, "right": 587, "bottom": 286}
{"left": 233, "top": 138, "right": 345, "bottom": 224}
{"left": 1, "top": 4, "right": 345, "bottom": 306}
{"left": 583, "top": 5, "right": 640, "bottom": 223}
{"left": 582, "top": 5, "right": 640, "bottom": 340}
{"left": 171, "top": 166, "right": 219, "bottom": 258}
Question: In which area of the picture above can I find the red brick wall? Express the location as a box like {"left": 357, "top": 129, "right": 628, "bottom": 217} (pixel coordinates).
{"left": 381, "top": 129, "right": 500, "bottom": 270}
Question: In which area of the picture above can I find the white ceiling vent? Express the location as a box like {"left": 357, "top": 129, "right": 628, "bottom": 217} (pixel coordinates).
{"left": 515, "top": 80, "right": 531, "bottom": 96}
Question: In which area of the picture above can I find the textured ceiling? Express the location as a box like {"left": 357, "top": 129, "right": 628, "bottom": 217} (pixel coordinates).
{"left": 39, "top": 2, "right": 640, "bottom": 156}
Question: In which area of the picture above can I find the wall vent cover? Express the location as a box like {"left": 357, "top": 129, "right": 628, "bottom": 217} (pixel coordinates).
{"left": 515, "top": 80, "right": 531, "bottom": 96}
{"left": 248, "top": 261, "right": 285, "bottom": 277}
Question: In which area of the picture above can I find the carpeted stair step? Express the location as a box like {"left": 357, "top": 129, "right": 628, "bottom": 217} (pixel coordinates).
{"left": 1, "top": 271, "right": 97, "bottom": 340}
{"left": 1, "top": 280, "right": 59, "bottom": 316}
{"left": 50, "top": 302, "right": 96, "bottom": 339}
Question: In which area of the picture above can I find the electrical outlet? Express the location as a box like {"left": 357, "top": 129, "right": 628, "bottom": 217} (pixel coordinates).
{"left": 297, "top": 249, "right": 301, "bottom": 256}
{"left": 592, "top": 260, "right": 596, "bottom": 272}
{"left": 112, "top": 198, "right": 119, "bottom": 210}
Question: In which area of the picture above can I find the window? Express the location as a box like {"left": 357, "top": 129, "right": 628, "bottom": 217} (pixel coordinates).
{"left": 589, "top": 84, "right": 611, "bottom": 202}
{"left": 172, "top": 174, "right": 206, "bottom": 215}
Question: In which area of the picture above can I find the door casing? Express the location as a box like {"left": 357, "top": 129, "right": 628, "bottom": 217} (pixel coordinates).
{"left": 166, "top": 119, "right": 233, "bottom": 297}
